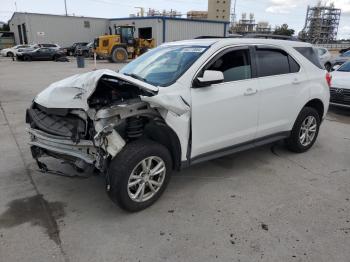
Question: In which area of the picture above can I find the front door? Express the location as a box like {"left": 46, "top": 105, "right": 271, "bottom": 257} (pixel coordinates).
{"left": 190, "top": 47, "right": 259, "bottom": 159}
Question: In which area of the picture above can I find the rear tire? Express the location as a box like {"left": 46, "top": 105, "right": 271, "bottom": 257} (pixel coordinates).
{"left": 23, "top": 55, "right": 31, "bottom": 61}
{"left": 285, "top": 107, "right": 320, "bottom": 153}
{"left": 107, "top": 139, "right": 172, "bottom": 212}
{"left": 111, "top": 47, "right": 128, "bottom": 63}
{"left": 7, "top": 52, "right": 14, "bottom": 57}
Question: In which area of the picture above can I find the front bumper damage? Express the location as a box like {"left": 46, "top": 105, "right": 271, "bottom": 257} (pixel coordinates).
{"left": 28, "top": 125, "right": 125, "bottom": 175}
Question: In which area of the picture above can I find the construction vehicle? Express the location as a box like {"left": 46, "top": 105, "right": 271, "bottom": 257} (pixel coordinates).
{"left": 94, "top": 25, "right": 155, "bottom": 63}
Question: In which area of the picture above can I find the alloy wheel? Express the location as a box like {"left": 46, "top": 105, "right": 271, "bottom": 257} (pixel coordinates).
{"left": 299, "top": 116, "right": 317, "bottom": 146}
{"left": 127, "top": 156, "right": 166, "bottom": 202}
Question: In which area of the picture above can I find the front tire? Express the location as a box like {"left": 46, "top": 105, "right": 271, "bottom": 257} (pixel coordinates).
{"left": 107, "top": 139, "right": 172, "bottom": 212}
{"left": 7, "top": 52, "right": 14, "bottom": 57}
{"left": 286, "top": 107, "right": 320, "bottom": 153}
{"left": 23, "top": 55, "right": 31, "bottom": 61}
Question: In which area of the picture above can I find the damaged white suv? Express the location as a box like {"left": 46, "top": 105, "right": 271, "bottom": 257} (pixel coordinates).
{"left": 26, "top": 39, "right": 330, "bottom": 211}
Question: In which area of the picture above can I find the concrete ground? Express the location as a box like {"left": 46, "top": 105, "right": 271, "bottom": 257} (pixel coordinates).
{"left": 0, "top": 57, "right": 349, "bottom": 262}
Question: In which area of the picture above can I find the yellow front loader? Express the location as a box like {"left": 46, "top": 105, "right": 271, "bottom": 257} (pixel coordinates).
{"left": 94, "top": 25, "right": 155, "bottom": 63}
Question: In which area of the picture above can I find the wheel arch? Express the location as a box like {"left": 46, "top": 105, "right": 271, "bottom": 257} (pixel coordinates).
{"left": 111, "top": 44, "right": 127, "bottom": 52}
{"left": 143, "top": 120, "right": 182, "bottom": 171}
{"left": 303, "top": 98, "right": 325, "bottom": 119}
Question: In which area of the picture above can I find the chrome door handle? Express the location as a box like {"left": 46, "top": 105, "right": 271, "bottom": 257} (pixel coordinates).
{"left": 244, "top": 88, "right": 258, "bottom": 96}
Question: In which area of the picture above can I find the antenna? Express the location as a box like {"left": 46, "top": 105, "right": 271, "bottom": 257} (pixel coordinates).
{"left": 15, "top": 2, "right": 18, "bottom": 12}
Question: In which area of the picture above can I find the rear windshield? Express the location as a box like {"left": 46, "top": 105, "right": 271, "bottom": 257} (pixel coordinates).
{"left": 294, "top": 47, "right": 323, "bottom": 69}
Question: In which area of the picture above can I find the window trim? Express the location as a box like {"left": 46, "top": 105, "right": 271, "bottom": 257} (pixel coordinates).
{"left": 254, "top": 45, "right": 301, "bottom": 79}
{"left": 192, "top": 45, "right": 257, "bottom": 87}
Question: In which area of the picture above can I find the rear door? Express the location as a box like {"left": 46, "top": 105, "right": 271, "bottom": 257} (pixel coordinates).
{"left": 254, "top": 46, "right": 309, "bottom": 138}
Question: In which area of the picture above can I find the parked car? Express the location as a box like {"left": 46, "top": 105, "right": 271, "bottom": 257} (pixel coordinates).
{"left": 0, "top": 44, "right": 30, "bottom": 57}
{"left": 316, "top": 47, "right": 332, "bottom": 71}
{"left": 339, "top": 47, "right": 350, "bottom": 54}
{"left": 331, "top": 50, "right": 350, "bottom": 69}
{"left": 37, "top": 43, "right": 61, "bottom": 50}
{"left": 16, "top": 47, "right": 65, "bottom": 61}
{"left": 64, "top": 42, "right": 88, "bottom": 56}
{"left": 330, "top": 61, "right": 350, "bottom": 108}
{"left": 26, "top": 39, "right": 330, "bottom": 211}
{"left": 74, "top": 42, "right": 93, "bottom": 57}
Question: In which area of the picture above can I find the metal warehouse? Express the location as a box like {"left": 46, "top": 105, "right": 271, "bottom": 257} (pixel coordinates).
{"left": 8, "top": 12, "right": 229, "bottom": 47}
{"left": 109, "top": 17, "right": 229, "bottom": 46}
{"left": 9, "top": 12, "right": 109, "bottom": 47}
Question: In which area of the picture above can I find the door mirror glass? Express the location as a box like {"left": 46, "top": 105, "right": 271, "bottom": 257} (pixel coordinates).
{"left": 195, "top": 70, "right": 224, "bottom": 87}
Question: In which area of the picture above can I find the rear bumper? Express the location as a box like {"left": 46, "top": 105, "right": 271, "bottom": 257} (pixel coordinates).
{"left": 330, "top": 102, "right": 350, "bottom": 109}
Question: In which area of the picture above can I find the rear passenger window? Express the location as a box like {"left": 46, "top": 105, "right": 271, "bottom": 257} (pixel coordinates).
{"left": 207, "top": 49, "right": 252, "bottom": 82}
{"left": 294, "top": 47, "right": 323, "bottom": 69}
{"left": 256, "top": 49, "right": 290, "bottom": 77}
{"left": 289, "top": 56, "right": 300, "bottom": 73}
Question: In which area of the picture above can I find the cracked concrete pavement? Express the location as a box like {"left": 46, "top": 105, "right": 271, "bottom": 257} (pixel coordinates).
{"left": 0, "top": 57, "right": 349, "bottom": 262}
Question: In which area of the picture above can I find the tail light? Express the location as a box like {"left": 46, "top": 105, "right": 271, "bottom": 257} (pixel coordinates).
{"left": 326, "top": 72, "right": 332, "bottom": 87}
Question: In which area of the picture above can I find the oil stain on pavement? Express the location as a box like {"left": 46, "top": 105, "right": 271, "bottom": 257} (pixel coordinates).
{"left": 0, "top": 194, "right": 65, "bottom": 245}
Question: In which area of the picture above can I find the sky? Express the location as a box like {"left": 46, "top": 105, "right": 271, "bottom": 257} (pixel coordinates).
{"left": 1, "top": 0, "right": 350, "bottom": 39}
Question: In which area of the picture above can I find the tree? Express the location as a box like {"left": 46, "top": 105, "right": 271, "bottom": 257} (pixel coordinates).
{"left": 1, "top": 23, "right": 10, "bottom": 31}
{"left": 273, "top": 24, "right": 295, "bottom": 36}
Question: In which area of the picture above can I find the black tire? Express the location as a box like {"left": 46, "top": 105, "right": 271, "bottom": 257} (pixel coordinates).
{"left": 107, "top": 139, "right": 172, "bottom": 212}
{"left": 23, "top": 55, "right": 31, "bottom": 61}
{"left": 325, "top": 63, "right": 331, "bottom": 72}
{"left": 285, "top": 107, "right": 321, "bottom": 153}
{"left": 111, "top": 47, "right": 128, "bottom": 63}
{"left": 7, "top": 52, "right": 14, "bottom": 57}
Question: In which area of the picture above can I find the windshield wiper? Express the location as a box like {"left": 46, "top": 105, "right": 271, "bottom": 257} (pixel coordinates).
{"left": 123, "top": 73, "right": 148, "bottom": 83}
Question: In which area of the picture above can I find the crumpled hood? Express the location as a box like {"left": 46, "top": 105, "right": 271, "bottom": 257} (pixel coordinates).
{"left": 34, "top": 69, "right": 158, "bottom": 110}
{"left": 331, "top": 71, "right": 350, "bottom": 89}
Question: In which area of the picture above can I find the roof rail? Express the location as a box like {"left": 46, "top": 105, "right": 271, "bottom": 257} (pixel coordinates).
{"left": 243, "top": 34, "right": 299, "bottom": 41}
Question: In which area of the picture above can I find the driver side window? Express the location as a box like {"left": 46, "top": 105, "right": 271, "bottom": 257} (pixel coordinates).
{"left": 208, "top": 49, "right": 252, "bottom": 82}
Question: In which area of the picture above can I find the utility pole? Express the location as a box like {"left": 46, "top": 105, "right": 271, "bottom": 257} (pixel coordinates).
{"left": 232, "top": 0, "right": 237, "bottom": 23}
{"left": 64, "top": 0, "right": 68, "bottom": 16}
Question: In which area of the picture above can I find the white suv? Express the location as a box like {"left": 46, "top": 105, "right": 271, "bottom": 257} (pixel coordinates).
{"left": 26, "top": 39, "right": 330, "bottom": 211}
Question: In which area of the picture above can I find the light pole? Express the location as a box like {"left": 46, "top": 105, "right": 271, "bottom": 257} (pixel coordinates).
{"left": 64, "top": 0, "right": 68, "bottom": 16}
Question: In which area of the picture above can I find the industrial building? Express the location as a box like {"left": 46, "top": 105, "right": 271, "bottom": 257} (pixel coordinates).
{"left": 207, "top": 0, "right": 231, "bottom": 21}
{"left": 300, "top": 2, "right": 341, "bottom": 44}
{"left": 110, "top": 17, "right": 229, "bottom": 46}
{"left": 230, "top": 13, "right": 272, "bottom": 35}
{"left": 9, "top": 12, "right": 109, "bottom": 47}
{"left": 8, "top": 12, "right": 229, "bottom": 47}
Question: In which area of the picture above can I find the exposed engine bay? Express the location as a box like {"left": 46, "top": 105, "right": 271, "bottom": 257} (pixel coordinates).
{"left": 26, "top": 72, "right": 162, "bottom": 175}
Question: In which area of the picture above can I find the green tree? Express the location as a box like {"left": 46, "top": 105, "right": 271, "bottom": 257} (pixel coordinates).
{"left": 1, "top": 23, "right": 10, "bottom": 31}
{"left": 273, "top": 24, "right": 295, "bottom": 36}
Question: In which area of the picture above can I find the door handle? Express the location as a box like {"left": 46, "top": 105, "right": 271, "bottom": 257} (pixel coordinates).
{"left": 292, "top": 78, "right": 301, "bottom": 85}
{"left": 244, "top": 88, "right": 258, "bottom": 96}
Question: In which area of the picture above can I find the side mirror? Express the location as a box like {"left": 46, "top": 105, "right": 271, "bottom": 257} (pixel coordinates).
{"left": 195, "top": 70, "right": 224, "bottom": 87}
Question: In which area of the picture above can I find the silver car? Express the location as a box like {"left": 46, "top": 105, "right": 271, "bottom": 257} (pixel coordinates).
{"left": 331, "top": 50, "right": 350, "bottom": 69}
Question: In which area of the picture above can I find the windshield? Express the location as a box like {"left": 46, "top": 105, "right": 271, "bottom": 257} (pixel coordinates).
{"left": 120, "top": 45, "right": 208, "bottom": 86}
{"left": 337, "top": 61, "right": 350, "bottom": 72}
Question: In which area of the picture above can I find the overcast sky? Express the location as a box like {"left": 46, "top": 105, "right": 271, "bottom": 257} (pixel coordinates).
{"left": 1, "top": 0, "right": 350, "bottom": 39}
